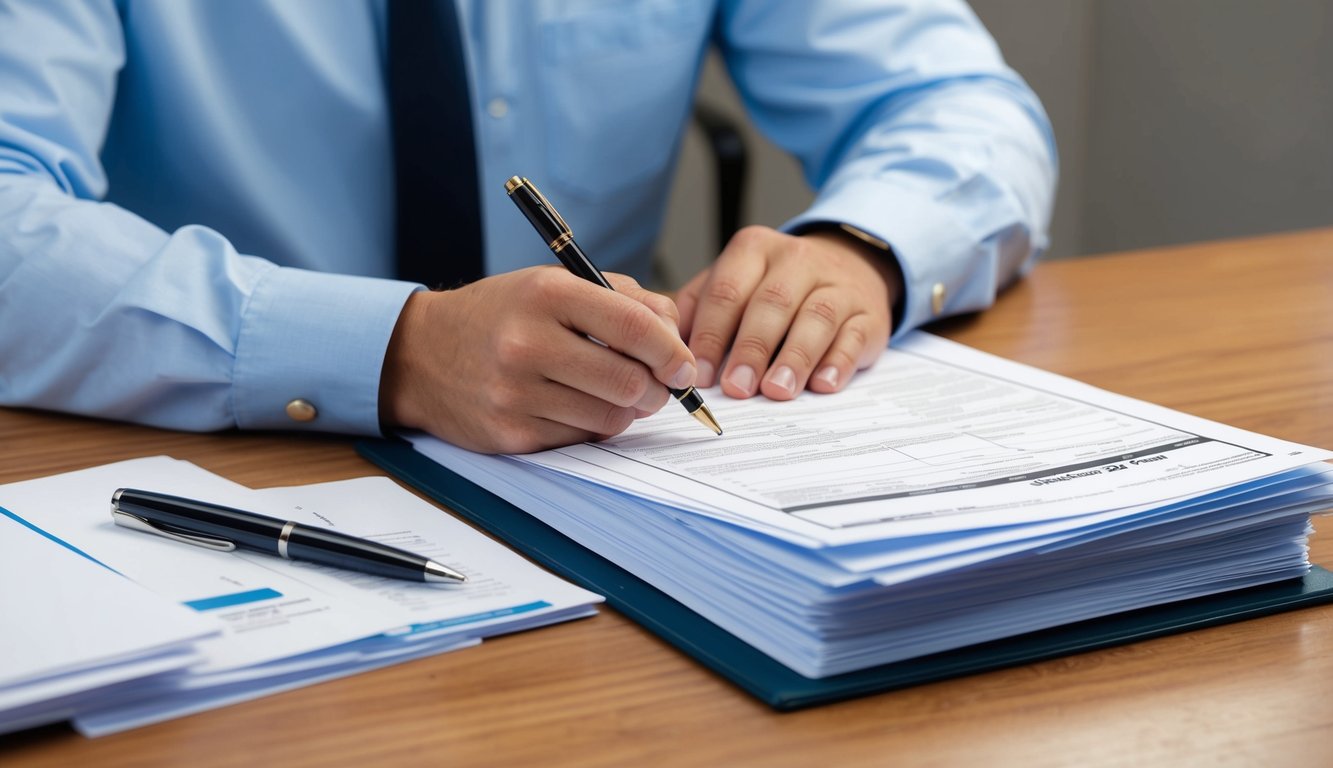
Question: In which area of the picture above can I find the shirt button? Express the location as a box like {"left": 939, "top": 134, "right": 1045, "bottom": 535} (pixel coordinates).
{"left": 931, "top": 283, "right": 947, "bottom": 315}
{"left": 486, "top": 97, "right": 509, "bottom": 119}
{"left": 285, "top": 399, "right": 318, "bottom": 423}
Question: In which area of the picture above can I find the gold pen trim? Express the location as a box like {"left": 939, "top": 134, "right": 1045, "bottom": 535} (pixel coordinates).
{"left": 549, "top": 232, "right": 574, "bottom": 252}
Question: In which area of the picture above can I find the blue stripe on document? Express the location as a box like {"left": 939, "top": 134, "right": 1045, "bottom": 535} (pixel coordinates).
{"left": 184, "top": 587, "right": 283, "bottom": 611}
{"left": 392, "top": 600, "right": 553, "bottom": 636}
{"left": 0, "top": 505, "right": 119, "bottom": 573}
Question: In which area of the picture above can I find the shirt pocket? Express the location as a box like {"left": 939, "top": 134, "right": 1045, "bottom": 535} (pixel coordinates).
{"left": 536, "top": 1, "right": 710, "bottom": 200}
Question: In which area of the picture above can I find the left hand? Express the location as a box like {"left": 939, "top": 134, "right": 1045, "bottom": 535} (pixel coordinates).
{"left": 676, "top": 225, "right": 903, "bottom": 400}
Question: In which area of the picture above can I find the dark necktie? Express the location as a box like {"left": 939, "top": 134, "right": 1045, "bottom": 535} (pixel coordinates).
{"left": 388, "top": 0, "right": 484, "bottom": 288}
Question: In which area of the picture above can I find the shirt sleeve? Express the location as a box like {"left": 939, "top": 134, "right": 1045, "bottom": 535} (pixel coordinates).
{"left": 717, "top": 0, "right": 1058, "bottom": 337}
{"left": 0, "top": 0, "right": 417, "bottom": 435}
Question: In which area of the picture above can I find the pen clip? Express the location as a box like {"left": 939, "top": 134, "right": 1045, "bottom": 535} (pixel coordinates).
{"left": 521, "top": 177, "right": 570, "bottom": 236}
{"left": 111, "top": 510, "right": 238, "bottom": 552}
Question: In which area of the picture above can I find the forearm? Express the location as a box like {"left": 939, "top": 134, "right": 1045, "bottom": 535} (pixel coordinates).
{"left": 721, "top": 0, "right": 1057, "bottom": 336}
{"left": 0, "top": 174, "right": 415, "bottom": 434}
{"left": 786, "top": 80, "right": 1056, "bottom": 337}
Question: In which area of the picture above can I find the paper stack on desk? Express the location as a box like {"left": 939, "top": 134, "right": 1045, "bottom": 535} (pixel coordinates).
{"left": 406, "top": 333, "right": 1333, "bottom": 679}
{"left": 0, "top": 457, "right": 601, "bottom": 736}
{"left": 0, "top": 512, "right": 214, "bottom": 735}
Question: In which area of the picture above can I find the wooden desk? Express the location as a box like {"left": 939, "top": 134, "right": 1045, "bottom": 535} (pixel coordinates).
{"left": 3, "top": 229, "right": 1332, "bottom": 766}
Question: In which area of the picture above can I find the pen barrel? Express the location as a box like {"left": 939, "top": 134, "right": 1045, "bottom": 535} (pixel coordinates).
{"left": 114, "top": 490, "right": 285, "bottom": 554}
{"left": 556, "top": 240, "right": 614, "bottom": 289}
{"left": 284, "top": 525, "right": 431, "bottom": 581}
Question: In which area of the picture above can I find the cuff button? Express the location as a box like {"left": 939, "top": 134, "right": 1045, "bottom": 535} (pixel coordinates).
{"left": 931, "top": 282, "right": 947, "bottom": 315}
{"left": 285, "top": 399, "right": 318, "bottom": 423}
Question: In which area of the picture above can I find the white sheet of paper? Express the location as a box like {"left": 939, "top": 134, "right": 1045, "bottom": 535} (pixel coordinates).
{"left": 0, "top": 511, "right": 213, "bottom": 730}
{"left": 506, "top": 333, "right": 1332, "bottom": 545}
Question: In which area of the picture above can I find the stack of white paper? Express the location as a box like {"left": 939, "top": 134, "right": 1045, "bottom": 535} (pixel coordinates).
{"left": 0, "top": 513, "right": 214, "bottom": 735}
{"left": 408, "top": 333, "right": 1333, "bottom": 679}
{"left": 0, "top": 457, "right": 602, "bottom": 735}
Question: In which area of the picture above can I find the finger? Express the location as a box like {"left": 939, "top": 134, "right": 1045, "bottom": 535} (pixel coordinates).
{"left": 758, "top": 286, "right": 845, "bottom": 400}
{"left": 607, "top": 273, "right": 682, "bottom": 338}
{"left": 541, "top": 335, "right": 671, "bottom": 413}
{"left": 719, "top": 268, "right": 817, "bottom": 399}
{"left": 549, "top": 275, "right": 699, "bottom": 393}
{"left": 674, "top": 268, "right": 710, "bottom": 342}
{"left": 684, "top": 254, "right": 767, "bottom": 390}
{"left": 483, "top": 375, "right": 639, "bottom": 452}
{"left": 807, "top": 313, "right": 889, "bottom": 394}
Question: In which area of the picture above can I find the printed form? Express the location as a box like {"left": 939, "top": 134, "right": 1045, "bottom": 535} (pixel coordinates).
{"left": 518, "top": 333, "right": 1331, "bottom": 545}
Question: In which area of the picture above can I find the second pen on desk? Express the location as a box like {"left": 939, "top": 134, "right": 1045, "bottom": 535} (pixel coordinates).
{"left": 111, "top": 488, "right": 466, "bottom": 583}
{"left": 505, "top": 175, "right": 722, "bottom": 436}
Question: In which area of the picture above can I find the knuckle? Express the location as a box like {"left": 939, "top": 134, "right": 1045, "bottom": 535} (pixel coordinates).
{"left": 732, "top": 335, "right": 772, "bottom": 362}
{"left": 729, "top": 225, "right": 770, "bottom": 250}
{"left": 653, "top": 296, "right": 681, "bottom": 325}
{"left": 782, "top": 344, "right": 816, "bottom": 370}
{"left": 843, "top": 322, "right": 870, "bottom": 350}
{"left": 493, "top": 332, "right": 534, "bottom": 369}
{"left": 609, "top": 363, "right": 649, "bottom": 407}
{"left": 801, "top": 297, "right": 840, "bottom": 327}
{"left": 755, "top": 281, "right": 795, "bottom": 311}
{"left": 529, "top": 267, "right": 567, "bottom": 302}
{"left": 704, "top": 278, "right": 745, "bottom": 307}
{"left": 689, "top": 328, "right": 731, "bottom": 357}
{"left": 617, "top": 305, "right": 657, "bottom": 348}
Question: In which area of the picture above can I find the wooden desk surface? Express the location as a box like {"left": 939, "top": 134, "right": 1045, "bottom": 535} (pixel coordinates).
{"left": 3, "top": 229, "right": 1332, "bottom": 766}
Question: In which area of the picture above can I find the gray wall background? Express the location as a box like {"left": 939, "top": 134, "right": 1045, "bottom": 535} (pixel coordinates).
{"left": 658, "top": 0, "right": 1333, "bottom": 287}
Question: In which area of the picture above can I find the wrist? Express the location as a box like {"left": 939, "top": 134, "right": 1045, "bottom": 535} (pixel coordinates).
{"left": 798, "top": 223, "right": 905, "bottom": 311}
{"left": 379, "top": 289, "right": 431, "bottom": 432}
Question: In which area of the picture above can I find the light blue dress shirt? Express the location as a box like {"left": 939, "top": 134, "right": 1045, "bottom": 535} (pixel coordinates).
{"left": 0, "top": 0, "right": 1056, "bottom": 436}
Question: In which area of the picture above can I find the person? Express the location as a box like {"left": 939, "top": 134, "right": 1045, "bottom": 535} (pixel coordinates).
{"left": 0, "top": 0, "right": 1055, "bottom": 454}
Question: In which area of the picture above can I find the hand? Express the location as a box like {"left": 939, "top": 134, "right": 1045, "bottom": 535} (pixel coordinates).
{"left": 676, "top": 226, "right": 903, "bottom": 400}
{"left": 379, "top": 266, "right": 697, "bottom": 454}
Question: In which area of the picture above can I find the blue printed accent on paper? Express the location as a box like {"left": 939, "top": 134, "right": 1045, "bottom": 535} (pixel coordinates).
{"left": 0, "top": 505, "right": 119, "bottom": 573}
{"left": 184, "top": 587, "right": 283, "bottom": 611}
{"left": 393, "top": 600, "right": 553, "bottom": 636}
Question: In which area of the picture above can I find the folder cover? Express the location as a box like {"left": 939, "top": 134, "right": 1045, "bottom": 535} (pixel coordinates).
{"left": 358, "top": 437, "right": 1333, "bottom": 711}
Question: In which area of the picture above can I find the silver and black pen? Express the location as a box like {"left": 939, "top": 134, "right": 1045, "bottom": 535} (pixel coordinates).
{"left": 111, "top": 488, "right": 466, "bottom": 583}
{"left": 504, "top": 175, "right": 722, "bottom": 436}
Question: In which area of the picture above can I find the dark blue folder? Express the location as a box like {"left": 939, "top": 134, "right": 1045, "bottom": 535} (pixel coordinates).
{"left": 358, "top": 437, "right": 1333, "bottom": 710}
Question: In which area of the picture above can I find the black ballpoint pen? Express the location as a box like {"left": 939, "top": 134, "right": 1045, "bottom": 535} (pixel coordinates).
{"left": 504, "top": 175, "right": 722, "bottom": 436}
{"left": 110, "top": 488, "right": 466, "bottom": 584}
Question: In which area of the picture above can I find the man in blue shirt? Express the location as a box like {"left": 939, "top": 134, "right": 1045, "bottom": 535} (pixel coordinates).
{"left": 0, "top": 1, "right": 1055, "bottom": 453}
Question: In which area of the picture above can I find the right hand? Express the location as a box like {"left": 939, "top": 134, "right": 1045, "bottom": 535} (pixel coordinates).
{"left": 378, "top": 266, "right": 697, "bottom": 454}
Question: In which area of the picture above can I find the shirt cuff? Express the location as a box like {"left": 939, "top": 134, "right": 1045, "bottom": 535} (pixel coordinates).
{"left": 783, "top": 177, "right": 993, "bottom": 342}
{"left": 232, "top": 267, "right": 421, "bottom": 435}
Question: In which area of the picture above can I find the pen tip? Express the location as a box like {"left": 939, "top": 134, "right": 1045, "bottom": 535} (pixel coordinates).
{"left": 425, "top": 561, "right": 467, "bottom": 583}
{"left": 693, "top": 404, "right": 723, "bottom": 436}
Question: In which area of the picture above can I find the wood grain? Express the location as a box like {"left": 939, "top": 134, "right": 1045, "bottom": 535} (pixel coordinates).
{"left": 3, "top": 228, "right": 1332, "bottom": 766}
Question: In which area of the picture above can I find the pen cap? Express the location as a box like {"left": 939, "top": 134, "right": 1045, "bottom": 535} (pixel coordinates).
{"left": 505, "top": 176, "right": 568, "bottom": 246}
{"left": 113, "top": 488, "right": 286, "bottom": 555}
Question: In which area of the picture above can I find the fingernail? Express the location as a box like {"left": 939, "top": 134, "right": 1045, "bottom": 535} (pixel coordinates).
{"left": 696, "top": 359, "right": 715, "bottom": 388}
{"left": 766, "top": 365, "right": 797, "bottom": 398}
{"left": 815, "top": 366, "right": 839, "bottom": 390}
{"left": 725, "top": 365, "right": 757, "bottom": 397}
{"left": 670, "top": 361, "right": 696, "bottom": 390}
